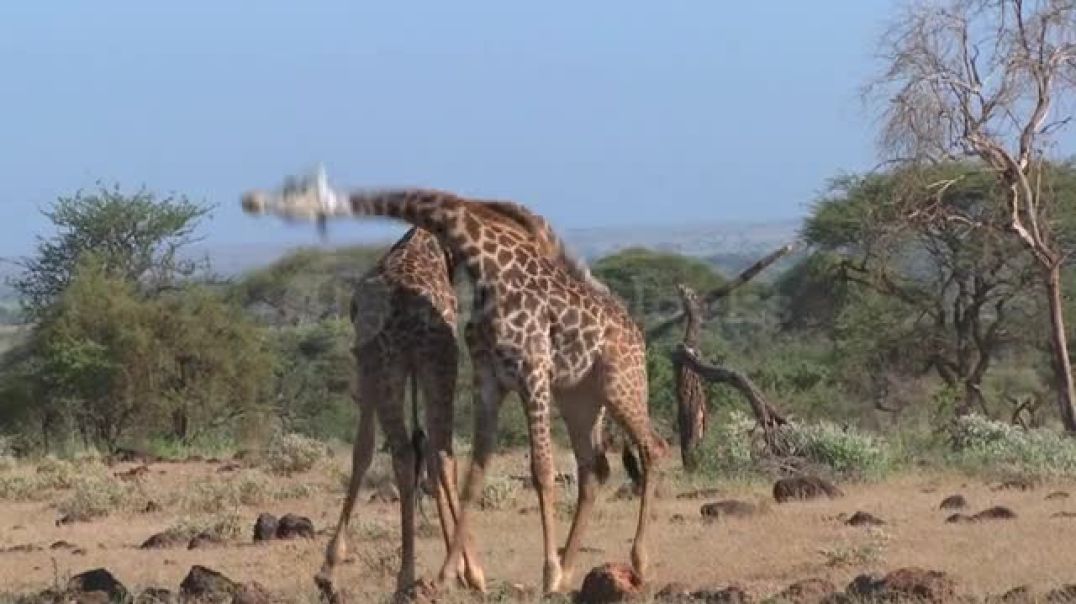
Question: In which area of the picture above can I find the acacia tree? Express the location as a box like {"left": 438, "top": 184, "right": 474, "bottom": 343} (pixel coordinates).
{"left": 872, "top": 0, "right": 1076, "bottom": 429}
{"left": 806, "top": 167, "right": 1037, "bottom": 416}
{"left": 12, "top": 184, "right": 209, "bottom": 318}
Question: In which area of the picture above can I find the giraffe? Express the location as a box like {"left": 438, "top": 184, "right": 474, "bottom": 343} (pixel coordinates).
{"left": 315, "top": 224, "right": 483, "bottom": 598}
{"left": 673, "top": 284, "right": 709, "bottom": 470}
{"left": 242, "top": 181, "right": 667, "bottom": 593}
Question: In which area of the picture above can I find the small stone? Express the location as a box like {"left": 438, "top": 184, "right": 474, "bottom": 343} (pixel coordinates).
{"left": 67, "top": 568, "right": 130, "bottom": 603}
{"left": 1046, "top": 491, "right": 1070, "bottom": 501}
{"left": 275, "top": 513, "right": 315, "bottom": 539}
{"left": 773, "top": 476, "right": 842, "bottom": 503}
{"left": 845, "top": 511, "right": 885, "bottom": 527}
{"left": 179, "top": 565, "right": 238, "bottom": 603}
{"left": 939, "top": 494, "right": 967, "bottom": 510}
{"left": 972, "top": 506, "right": 1017, "bottom": 521}
{"left": 579, "top": 563, "right": 643, "bottom": 603}
{"left": 140, "top": 531, "right": 185, "bottom": 549}
{"left": 253, "top": 513, "right": 278, "bottom": 542}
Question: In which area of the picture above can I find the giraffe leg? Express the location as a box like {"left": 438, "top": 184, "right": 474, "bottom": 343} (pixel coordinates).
{"left": 417, "top": 343, "right": 482, "bottom": 589}
{"left": 602, "top": 367, "right": 664, "bottom": 584}
{"left": 556, "top": 391, "right": 605, "bottom": 589}
{"left": 376, "top": 383, "right": 419, "bottom": 594}
{"left": 519, "top": 369, "right": 563, "bottom": 594}
{"left": 435, "top": 359, "right": 503, "bottom": 592}
{"left": 316, "top": 396, "right": 377, "bottom": 597}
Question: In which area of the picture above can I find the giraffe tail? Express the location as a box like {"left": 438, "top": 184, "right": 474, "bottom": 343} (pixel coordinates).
{"left": 621, "top": 428, "right": 668, "bottom": 491}
{"left": 409, "top": 375, "right": 429, "bottom": 496}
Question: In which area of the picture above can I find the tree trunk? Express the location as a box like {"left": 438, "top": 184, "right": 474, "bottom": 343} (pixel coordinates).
{"left": 1045, "top": 263, "right": 1076, "bottom": 432}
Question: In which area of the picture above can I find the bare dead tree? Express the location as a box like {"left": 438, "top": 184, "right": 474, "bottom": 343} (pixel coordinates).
{"left": 671, "top": 344, "right": 788, "bottom": 450}
{"left": 870, "top": 0, "right": 1076, "bottom": 430}
{"left": 646, "top": 242, "right": 795, "bottom": 340}
{"left": 672, "top": 284, "right": 710, "bottom": 470}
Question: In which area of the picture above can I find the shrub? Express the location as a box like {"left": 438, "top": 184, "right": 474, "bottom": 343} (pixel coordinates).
{"left": 774, "top": 421, "right": 890, "bottom": 479}
{"left": 694, "top": 411, "right": 890, "bottom": 480}
{"left": 949, "top": 414, "right": 1076, "bottom": 477}
{"left": 264, "top": 432, "right": 328, "bottom": 475}
{"left": 57, "top": 475, "right": 131, "bottom": 520}
{"left": 166, "top": 512, "right": 243, "bottom": 541}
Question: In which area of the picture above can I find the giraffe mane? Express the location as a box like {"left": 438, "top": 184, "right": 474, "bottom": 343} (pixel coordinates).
{"left": 472, "top": 200, "right": 611, "bottom": 296}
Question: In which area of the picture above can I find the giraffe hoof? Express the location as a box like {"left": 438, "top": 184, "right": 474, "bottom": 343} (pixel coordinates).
{"left": 314, "top": 574, "right": 340, "bottom": 603}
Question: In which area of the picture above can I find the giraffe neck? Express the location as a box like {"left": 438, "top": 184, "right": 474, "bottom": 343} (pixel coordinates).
{"left": 344, "top": 189, "right": 505, "bottom": 285}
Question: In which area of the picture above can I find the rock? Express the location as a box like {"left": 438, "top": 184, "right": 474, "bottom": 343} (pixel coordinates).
{"left": 669, "top": 514, "right": 687, "bottom": 524}
{"left": 49, "top": 540, "right": 77, "bottom": 551}
{"left": 140, "top": 532, "right": 185, "bottom": 550}
{"left": 187, "top": 531, "right": 226, "bottom": 550}
{"left": 676, "top": 488, "right": 722, "bottom": 500}
{"left": 849, "top": 567, "right": 957, "bottom": 603}
{"left": 217, "top": 462, "right": 242, "bottom": 473}
{"left": 275, "top": 513, "right": 314, "bottom": 539}
{"left": 179, "top": 565, "right": 238, "bottom": 603}
{"left": 973, "top": 506, "right": 1017, "bottom": 521}
{"left": 142, "top": 500, "right": 162, "bottom": 513}
{"left": 939, "top": 494, "right": 967, "bottom": 510}
{"left": 773, "top": 476, "right": 843, "bottom": 503}
{"left": 579, "top": 563, "right": 643, "bottom": 603}
{"left": 700, "top": 500, "right": 758, "bottom": 520}
{"left": 135, "top": 587, "right": 176, "bottom": 603}
{"left": 233, "top": 582, "right": 272, "bottom": 604}
{"left": 777, "top": 578, "right": 837, "bottom": 604}
{"left": 845, "top": 573, "right": 886, "bottom": 599}
{"left": 845, "top": 511, "right": 885, "bottom": 527}
{"left": 1047, "top": 491, "right": 1071, "bottom": 501}
{"left": 66, "top": 568, "right": 130, "bottom": 603}
{"left": 253, "top": 513, "right": 278, "bottom": 542}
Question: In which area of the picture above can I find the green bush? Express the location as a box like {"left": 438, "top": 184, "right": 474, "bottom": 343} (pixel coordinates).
{"left": 949, "top": 414, "right": 1076, "bottom": 477}
{"left": 57, "top": 475, "right": 132, "bottom": 520}
{"left": 774, "top": 420, "right": 890, "bottom": 479}
{"left": 264, "top": 432, "right": 328, "bottom": 475}
{"left": 695, "top": 411, "right": 890, "bottom": 480}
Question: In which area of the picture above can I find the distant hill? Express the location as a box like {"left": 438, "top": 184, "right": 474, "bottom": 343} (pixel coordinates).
{"left": 0, "top": 219, "right": 805, "bottom": 311}
{"left": 202, "top": 219, "right": 803, "bottom": 277}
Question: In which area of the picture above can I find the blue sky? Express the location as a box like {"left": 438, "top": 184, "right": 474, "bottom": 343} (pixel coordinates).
{"left": 0, "top": 2, "right": 891, "bottom": 257}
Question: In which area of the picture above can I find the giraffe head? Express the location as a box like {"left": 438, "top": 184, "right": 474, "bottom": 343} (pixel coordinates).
{"left": 241, "top": 166, "right": 345, "bottom": 224}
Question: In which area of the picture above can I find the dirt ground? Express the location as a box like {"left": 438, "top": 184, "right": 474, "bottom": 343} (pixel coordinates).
{"left": 2, "top": 448, "right": 1076, "bottom": 602}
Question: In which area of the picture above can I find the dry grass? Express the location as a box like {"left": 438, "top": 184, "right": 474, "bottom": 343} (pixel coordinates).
{"left": 2, "top": 447, "right": 1076, "bottom": 601}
